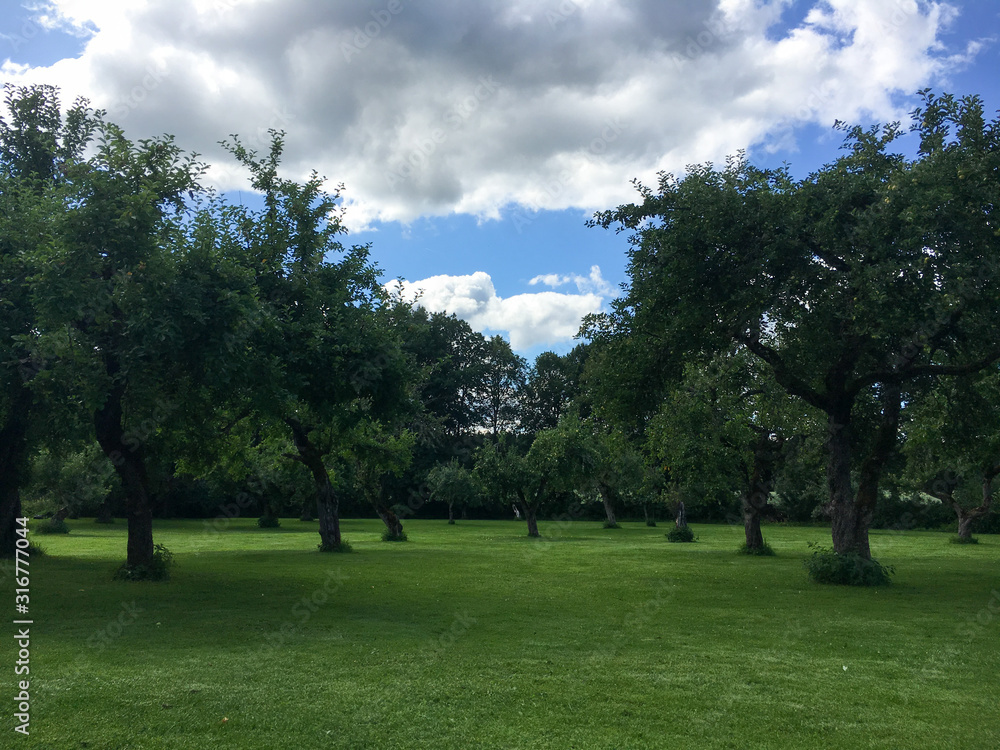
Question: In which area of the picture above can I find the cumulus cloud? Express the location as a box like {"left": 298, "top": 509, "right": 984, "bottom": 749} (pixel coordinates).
{"left": 0, "top": 0, "right": 979, "bottom": 229}
{"left": 386, "top": 270, "right": 604, "bottom": 350}
{"left": 529, "top": 265, "right": 613, "bottom": 296}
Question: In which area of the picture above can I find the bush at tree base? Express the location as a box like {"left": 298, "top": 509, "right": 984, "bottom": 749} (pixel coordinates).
{"left": 113, "top": 544, "right": 174, "bottom": 582}
{"left": 666, "top": 526, "right": 695, "bottom": 543}
{"left": 803, "top": 543, "right": 894, "bottom": 586}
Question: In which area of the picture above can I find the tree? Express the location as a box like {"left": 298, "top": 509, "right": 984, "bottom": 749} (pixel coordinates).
{"left": 347, "top": 420, "right": 414, "bottom": 540}
{"left": 402, "top": 308, "right": 488, "bottom": 439}
{"left": 549, "top": 412, "right": 646, "bottom": 528}
{"left": 646, "top": 352, "right": 809, "bottom": 550}
{"left": 588, "top": 92, "right": 1000, "bottom": 562}
{"left": 476, "top": 335, "right": 526, "bottom": 439}
{"left": 475, "top": 424, "right": 592, "bottom": 537}
{"left": 222, "top": 132, "right": 410, "bottom": 552}
{"left": 35, "top": 119, "right": 261, "bottom": 574}
{"left": 904, "top": 370, "right": 1000, "bottom": 540}
{"left": 520, "top": 347, "right": 587, "bottom": 435}
{"left": 0, "top": 84, "right": 99, "bottom": 556}
{"left": 426, "top": 459, "right": 481, "bottom": 524}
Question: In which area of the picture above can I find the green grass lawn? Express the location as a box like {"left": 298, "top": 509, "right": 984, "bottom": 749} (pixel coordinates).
{"left": 5, "top": 518, "right": 1000, "bottom": 749}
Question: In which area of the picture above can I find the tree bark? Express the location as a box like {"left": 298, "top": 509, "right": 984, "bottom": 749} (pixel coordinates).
{"left": 675, "top": 501, "right": 687, "bottom": 529}
{"left": 0, "top": 383, "right": 31, "bottom": 558}
{"left": 286, "top": 418, "right": 341, "bottom": 549}
{"left": 598, "top": 486, "right": 617, "bottom": 527}
{"left": 94, "top": 379, "right": 155, "bottom": 569}
{"left": 826, "top": 386, "right": 901, "bottom": 560}
{"left": 824, "top": 408, "right": 866, "bottom": 557}
{"left": 741, "top": 432, "right": 784, "bottom": 551}
{"left": 953, "top": 469, "right": 996, "bottom": 540}
{"left": 448, "top": 502, "right": 455, "bottom": 524}
{"left": 520, "top": 496, "right": 540, "bottom": 537}
{"left": 376, "top": 505, "right": 404, "bottom": 538}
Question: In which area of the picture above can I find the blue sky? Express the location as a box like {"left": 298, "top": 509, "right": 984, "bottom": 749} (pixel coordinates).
{"left": 3, "top": 0, "right": 999, "bottom": 361}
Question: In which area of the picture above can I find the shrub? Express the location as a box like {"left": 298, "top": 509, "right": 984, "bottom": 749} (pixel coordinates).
{"left": 803, "top": 544, "right": 894, "bottom": 586}
{"left": 666, "top": 525, "right": 695, "bottom": 543}
{"left": 950, "top": 535, "right": 979, "bottom": 545}
{"left": 318, "top": 539, "right": 353, "bottom": 553}
{"left": 381, "top": 529, "right": 408, "bottom": 542}
{"left": 113, "top": 543, "right": 174, "bottom": 582}
{"left": 36, "top": 518, "right": 69, "bottom": 535}
{"left": 738, "top": 540, "right": 776, "bottom": 556}
{"left": 257, "top": 515, "right": 281, "bottom": 528}
{"left": 645, "top": 519, "right": 657, "bottom": 527}
{"left": 603, "top": 520, "right": 621, "bottom": 529}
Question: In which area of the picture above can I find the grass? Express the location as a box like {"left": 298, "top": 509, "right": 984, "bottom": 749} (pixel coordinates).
{"left": 4, "top": 518, "right": 1000, "bottom": 749}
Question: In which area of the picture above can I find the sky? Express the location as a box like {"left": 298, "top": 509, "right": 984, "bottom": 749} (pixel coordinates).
{"left": 2, "top": 0, "right": 999, "bottom": 360}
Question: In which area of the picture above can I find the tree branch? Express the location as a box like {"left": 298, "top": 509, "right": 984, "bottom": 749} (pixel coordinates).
{"left": 737, "top": 331, "right": 830, "bottom": 413}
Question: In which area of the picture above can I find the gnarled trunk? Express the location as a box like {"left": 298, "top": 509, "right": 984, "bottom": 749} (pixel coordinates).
{"left": 286, "top": 418, "right": 341, "bottom": 549}
{"left": 95, "top": 384, "right": 154, "bottom": 569}
{"left": 520, "top": 495, "right": 540, "bottom": 537}
{"left": 953, "top": 470, "right": 996, "bottom": 540}
{"left": 827, "top": 387, "right": 900, "bottom": 560}
{"left": 741, "top": 432, "right": 784, "bottom": 551}
{"left": 598, "top": 486, "right": 617, "bottom": 527}
{"left": 675, "top": 501, "right": 687, "bottom": 529}
{"left": 824, "top": 410, "right": 867, "bottom": 557}
{"left": 376, "top": 505, "right": 404, "bottom": 538}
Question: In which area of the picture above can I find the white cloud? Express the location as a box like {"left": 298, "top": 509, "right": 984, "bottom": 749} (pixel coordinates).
{"left": 529, "top": 265, "right": 613, "bottom": 296}
{"left": 0, "top": 0, "right": 977, "bottom": 229}
{"left": 386, "top": 270, "right": 605, "bottom": 350}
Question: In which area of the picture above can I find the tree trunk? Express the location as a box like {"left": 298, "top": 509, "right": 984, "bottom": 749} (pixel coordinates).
{"left": 376, "top": 505, "right": 404, "bottom": 538}
{"left": 316, "top": 483, "right": 341, "bottom": 549}
{"left": 957, "top": 513, "right": 976, "bottom": 540}
{"left": 953, "top": 470, "right": 996, "bottom": 540}
{"left": 0, "top": 383, "right": 31, "bottom": 558}
{"left": 599, "top": 486, "right": 617, "bottom": 527}
{"left": 675, "top": 501, "right": 687, "bottom": 529}
{"left": 825, "top": 412, "right": 867, "bottom": 557}
{"left": 741, "top": 432, "right": 785, "bottom": 551}
{"left": 643, "top": 503, "right": 656, "bottom": 527}
{"left": 94, "top": 383, "right": 155, "bottom": 569}
{"left": 285, "top": 418, "right": 341, "bottom": 549}
{"left": 826, "top": 387, "right": 901, "bottom": 560}
{"left": 522, "top": 498, "right": 540, "bottom": 537}
{"left": 448, "top": 502, "right": 455, "bottom": 524}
